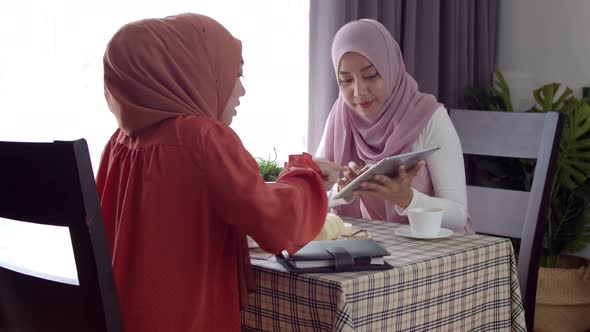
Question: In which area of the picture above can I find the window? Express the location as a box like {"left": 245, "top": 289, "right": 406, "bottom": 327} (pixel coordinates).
{"left": 0, "top": 0, "right": 309, "bottom": 168}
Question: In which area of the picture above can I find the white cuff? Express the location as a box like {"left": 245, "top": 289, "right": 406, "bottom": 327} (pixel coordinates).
{"left": 327, "top": 183, "right": 356, "bottom": 208}
{"left": 395, "top": 188, "right": 420, "bottom": 216}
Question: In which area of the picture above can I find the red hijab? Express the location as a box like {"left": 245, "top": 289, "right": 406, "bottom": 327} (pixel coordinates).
{"left": 104, "top": 13, "right": 242, "bottom": 136}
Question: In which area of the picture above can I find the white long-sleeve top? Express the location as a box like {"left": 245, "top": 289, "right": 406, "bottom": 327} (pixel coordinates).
{"left": 315, "top": 106, "right": 469, "bottom": 232}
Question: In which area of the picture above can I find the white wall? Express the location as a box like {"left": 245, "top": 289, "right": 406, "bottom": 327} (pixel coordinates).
{"left": 497, "top": 0, "right": 590, "bottom": 102}
{"left": 497, "top": 0, "right": 590, "bottom": 259}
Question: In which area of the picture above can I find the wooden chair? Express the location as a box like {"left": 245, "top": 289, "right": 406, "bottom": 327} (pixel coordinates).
{"left": 449, "top": 109, "right": 562, "bottom": 331}
{"left": 0, "top": 139, "right": 123, "bottom": 332}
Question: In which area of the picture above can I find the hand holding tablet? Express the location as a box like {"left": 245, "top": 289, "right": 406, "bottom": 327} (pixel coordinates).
{"left": 332, "top": 147, "right": 440, "bottom": 200}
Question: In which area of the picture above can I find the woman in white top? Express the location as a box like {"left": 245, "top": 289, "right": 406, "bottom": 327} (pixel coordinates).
{"left": 316, "top": 19, "right": 473, "bottom": 233}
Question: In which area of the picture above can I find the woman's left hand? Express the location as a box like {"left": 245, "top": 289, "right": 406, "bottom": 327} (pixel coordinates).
{"left": 353, "top": 161, "right": 425, "bottom": 209}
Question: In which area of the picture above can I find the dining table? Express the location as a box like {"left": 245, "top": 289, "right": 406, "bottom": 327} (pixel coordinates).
{"left": 241, "top": 217, "right": 526, "bottom": 331}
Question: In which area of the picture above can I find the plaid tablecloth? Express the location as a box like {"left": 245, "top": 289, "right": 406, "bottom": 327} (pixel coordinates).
{"left": 241, "top": 218, "right": 526, "bottom": 332}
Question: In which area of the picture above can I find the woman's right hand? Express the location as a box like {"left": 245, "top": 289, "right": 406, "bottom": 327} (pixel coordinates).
{"left": 313, "top": 158, "right": 348, "bottom": 190}
{"left": 337, "top": 161, "right": 370, "bottom": 190}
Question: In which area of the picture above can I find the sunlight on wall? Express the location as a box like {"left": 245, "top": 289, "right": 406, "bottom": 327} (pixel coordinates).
{"left": 0, "top": 0, "right": 309, "bottom": 169}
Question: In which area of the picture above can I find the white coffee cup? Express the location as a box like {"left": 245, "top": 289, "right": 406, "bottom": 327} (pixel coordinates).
{"left": 407, "top": 207, "right": 444, "bottom": 237}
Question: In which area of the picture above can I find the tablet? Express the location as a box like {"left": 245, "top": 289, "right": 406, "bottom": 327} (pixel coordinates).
{"left": 332, "top": 147, "right": 440, "bottom": 200}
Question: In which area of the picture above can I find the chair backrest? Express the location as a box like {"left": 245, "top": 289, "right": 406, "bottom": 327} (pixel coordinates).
{"left": 0, "top": 139, "right": 123, "bottom": 332}
{"left": 449, "top": 109, "right": 562, "bottom": 331}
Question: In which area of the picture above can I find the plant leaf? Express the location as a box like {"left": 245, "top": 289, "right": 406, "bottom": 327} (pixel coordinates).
{"left": 553, "top": 86, "right": 574, "bottom": 110}
{"left": 492, "top": 68, "right": 513, "bottom": 112}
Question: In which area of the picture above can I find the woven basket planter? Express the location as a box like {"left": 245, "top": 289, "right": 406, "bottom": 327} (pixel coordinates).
{"left": 535, "top": 257, "right": 590, "bottom": 332}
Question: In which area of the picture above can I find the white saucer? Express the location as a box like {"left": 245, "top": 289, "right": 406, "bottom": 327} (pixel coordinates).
{"left": 395, "top": 225, "right": 454, "bottom": 240}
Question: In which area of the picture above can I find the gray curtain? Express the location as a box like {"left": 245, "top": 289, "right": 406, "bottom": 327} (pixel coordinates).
{"left": 307, "top": 0, "right": 498, "bottom": 154}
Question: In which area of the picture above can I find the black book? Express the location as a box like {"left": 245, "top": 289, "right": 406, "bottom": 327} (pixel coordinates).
{"left": 276, "top": 239, "right": 393, "bottom": 273}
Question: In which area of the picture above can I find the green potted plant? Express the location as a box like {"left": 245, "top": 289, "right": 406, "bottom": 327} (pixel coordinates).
{"left": 256, "top": 148, "right": 283, "bottom": 182}
{"left": 465, "top": 70, "right": 590, "bottom": 331}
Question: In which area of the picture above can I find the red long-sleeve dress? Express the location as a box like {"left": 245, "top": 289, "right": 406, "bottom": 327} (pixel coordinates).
{"left": 96, "top": 115, "right": 327, "bottom": 331}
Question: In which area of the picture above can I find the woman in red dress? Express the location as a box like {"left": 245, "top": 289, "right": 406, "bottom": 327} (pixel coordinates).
{"left": 97, "top": 13, "right": 342, "bottom": 331}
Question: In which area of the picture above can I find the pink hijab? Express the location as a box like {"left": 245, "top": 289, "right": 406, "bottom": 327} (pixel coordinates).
{"left": 325, "top": 19, "right": 441, "bottom": 222}
{"left": 103, "top": 13, "right": 255, "bottom": 306}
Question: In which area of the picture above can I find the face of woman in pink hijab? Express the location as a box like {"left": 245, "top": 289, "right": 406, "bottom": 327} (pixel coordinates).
{"left": 337, "top": 52, "right": 386, "bottom": 119}
{"left": 219, "top": 64, "right": 246, "bottom": 125}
